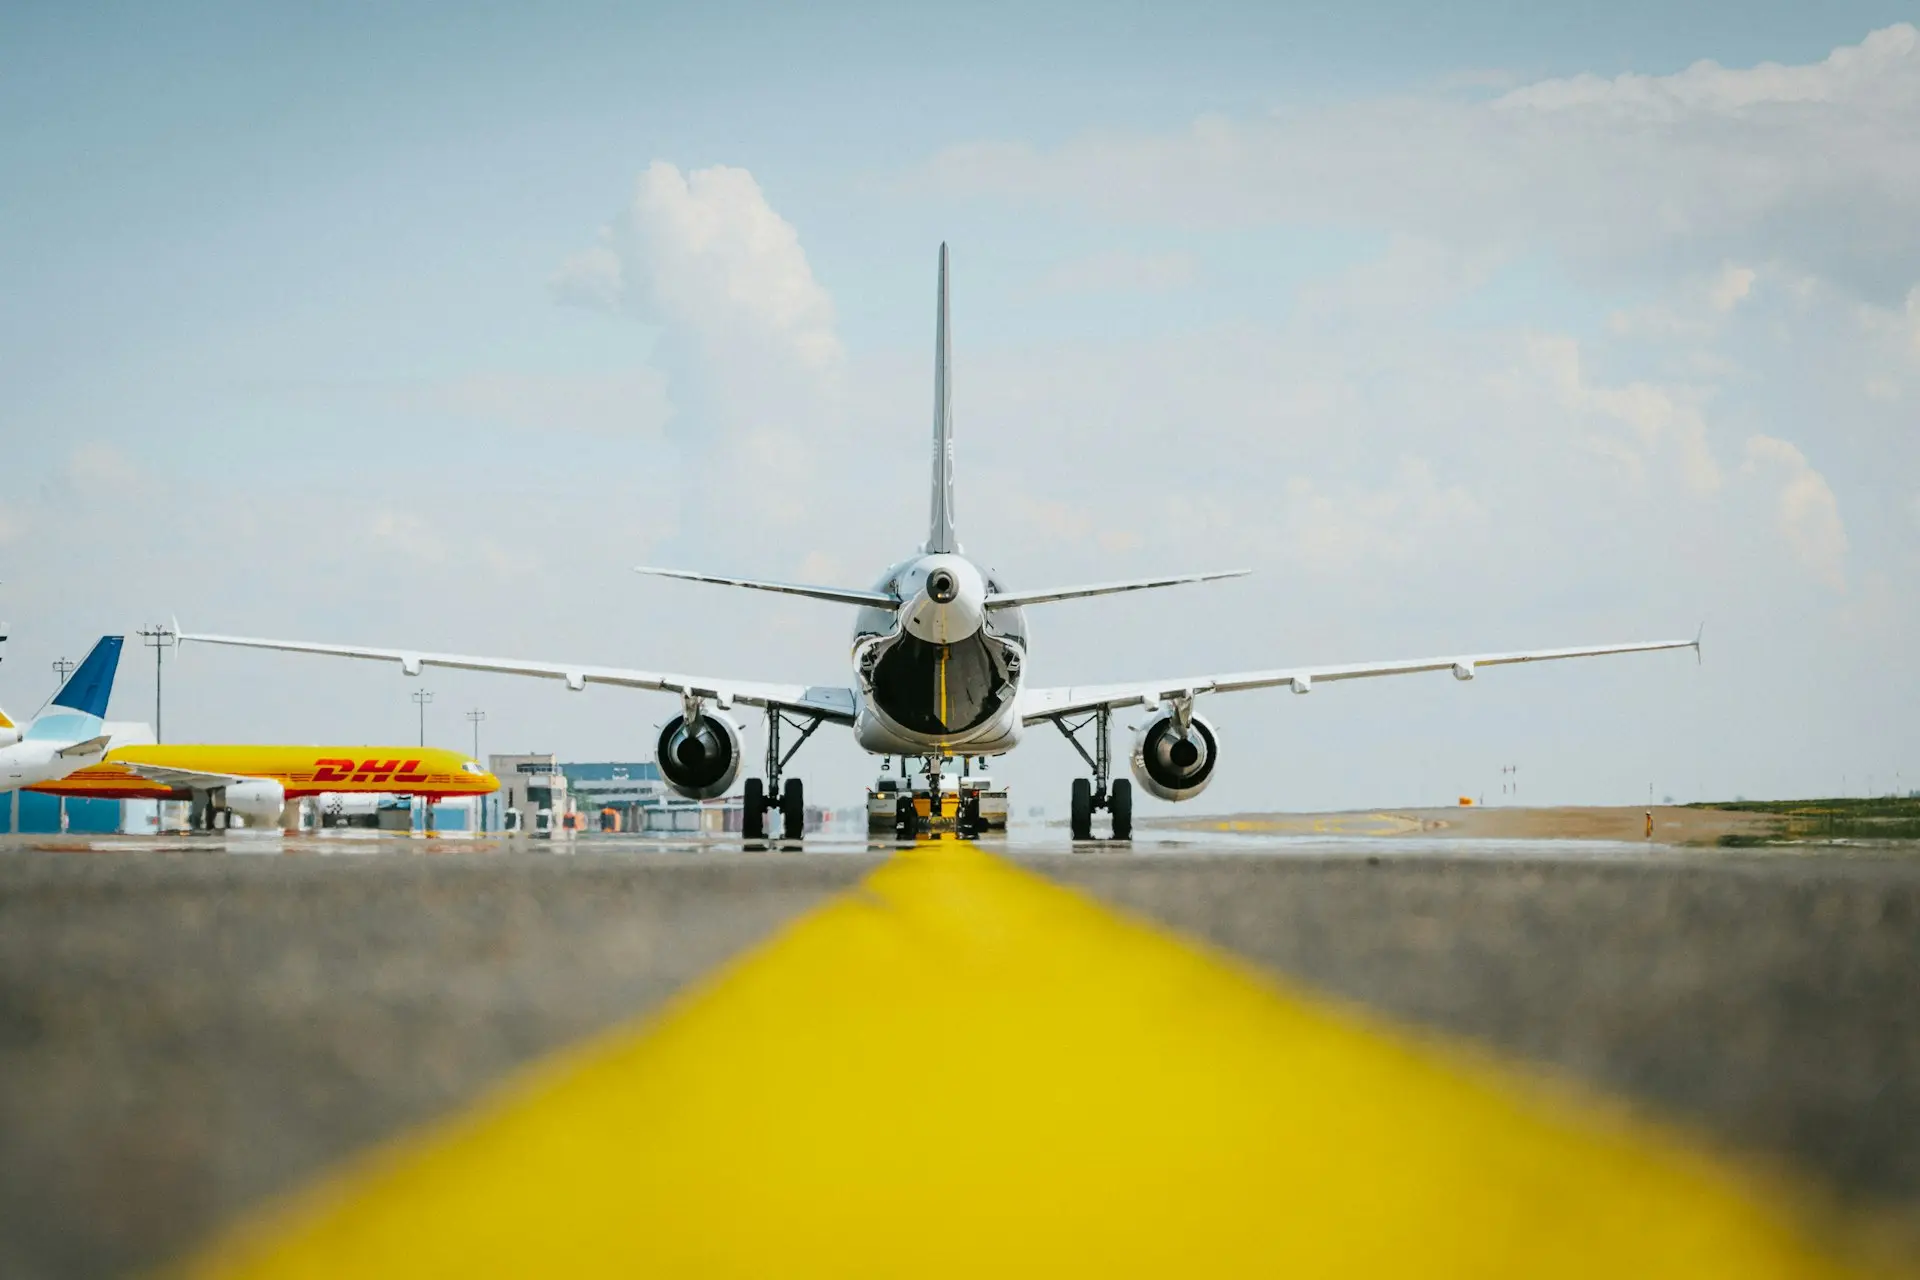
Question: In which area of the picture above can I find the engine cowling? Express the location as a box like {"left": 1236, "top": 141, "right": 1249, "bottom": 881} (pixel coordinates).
{"left": 655, "top": 711, "right": 742, "bottom": 799}
{"left": 0, "top": 727, "right": 18, "bottom": 749}
{"left": 1130, "top": 707, "right": 1219, "bottom": 802}
{"left": 225, "top": 779, "right": 287, "bottom": 826}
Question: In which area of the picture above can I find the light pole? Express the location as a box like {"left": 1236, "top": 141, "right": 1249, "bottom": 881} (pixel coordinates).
{"left": 50, "top": 658, "right": 75, "bottom": 833}
{"left": 137, "top": 624, "right": 174, "bottom": 743}
{"left": 412, "top": 688, "right": 434, "bottom": 748}
{"left": 466, "top": 708, "right": 488, "bottom": 832}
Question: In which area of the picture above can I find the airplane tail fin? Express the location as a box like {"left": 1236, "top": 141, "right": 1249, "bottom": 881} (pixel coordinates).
{"left": 926, "top": 243, "right": 960, "bottom": 555}
{"left": 49, "top": 635, "right": 124, "bottom": 720}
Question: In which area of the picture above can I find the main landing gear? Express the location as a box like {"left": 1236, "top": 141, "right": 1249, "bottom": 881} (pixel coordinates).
{"left": 1052, "top": 706, "right": 1132, "bottom": 842}
{"left": 742, "top": 707, "right": 822, "bottom": 841}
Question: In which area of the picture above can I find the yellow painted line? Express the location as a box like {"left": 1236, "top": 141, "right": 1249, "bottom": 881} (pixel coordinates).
{"left": 187, "top": 844, "right": 1875, "bottom": 1278}
{"left": 1214, "top": 812, "right": 1423, "bottom": 836}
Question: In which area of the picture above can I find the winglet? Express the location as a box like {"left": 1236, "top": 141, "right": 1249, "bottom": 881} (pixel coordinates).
{"left": 1693, "top": 621, "right": 1705, "bottom": 665}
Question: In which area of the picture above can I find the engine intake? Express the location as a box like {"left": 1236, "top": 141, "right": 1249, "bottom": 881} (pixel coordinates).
{"left": 1130, "top": 706, "right": 1219, "bottom": 802}
{"left": 655, "top": 711, "right": 742, "bottom": 800}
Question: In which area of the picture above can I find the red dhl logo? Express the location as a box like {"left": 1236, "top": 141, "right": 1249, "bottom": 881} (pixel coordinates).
{"left": 313, "top": 758, "right": 430, "bottom": 785}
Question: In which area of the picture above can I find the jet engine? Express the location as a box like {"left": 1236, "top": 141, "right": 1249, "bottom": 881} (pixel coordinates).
{"left": 1130, "top": 705, "right": 1220, "bottom": 802}
{"left": 225, "top": 779, "right": 287, "bottom": 827}
{"left": 655, "top": 711, "right": 743, "bottom": 800}
{"left": 0, "top": 726, "right": 18, "bottom": 749}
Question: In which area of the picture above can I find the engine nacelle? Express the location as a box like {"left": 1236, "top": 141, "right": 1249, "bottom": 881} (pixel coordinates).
{"left": 225, "top": 779, "right": 287, "bottom": 826}
{"left": 1130, "top": 706, "right": 1220, "bottom": 802}
{"left": 0, "top": 727, "right": 18, "bottom": 749}
{"left": 655, "top": 711, "right": 743, "bottom": 800}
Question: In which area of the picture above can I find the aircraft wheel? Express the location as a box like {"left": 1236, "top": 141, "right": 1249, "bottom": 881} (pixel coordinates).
{"left": 781, "top": 778, "right": 805, "bottom": 841}
{"left": 1109, "top": 778, "right": 1133, "bottom": 841}
{"left": 958, "top": 792, "right": 981, "bottom": 839}
{"left": 1070, "top": 778, "right": 1093, "bottom": 841}
{"left": 742, "top": 778, "right": 766, "bottom": 840}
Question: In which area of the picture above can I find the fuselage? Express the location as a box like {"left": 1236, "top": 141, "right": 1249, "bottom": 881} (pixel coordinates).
{"left": 33, "top": 745, "right": 499, "bottom": 802}
{"left": 850, "top": 552, "right": 1028, "bottom": 757}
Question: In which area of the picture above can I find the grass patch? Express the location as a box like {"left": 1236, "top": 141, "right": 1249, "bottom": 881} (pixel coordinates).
{"left": 1692, "top": 796, "right": 1920, "bottom": 842}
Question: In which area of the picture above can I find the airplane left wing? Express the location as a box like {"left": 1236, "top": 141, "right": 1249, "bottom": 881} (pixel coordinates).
{"left": 114, "top": 761, "right": 255, "bottom": 791}
{"left": 177, "top": 630, "right": 859, "bottom": 724}
{"left": 1019, "top": 635, "right": 1700, "bottom": 724}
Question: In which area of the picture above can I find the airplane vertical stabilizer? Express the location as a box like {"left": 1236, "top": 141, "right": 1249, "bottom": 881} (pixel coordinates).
{"left": 50, "top": 635, "right": 123, "bottom": 719}
{"left": 926, "top": 243, "right": 961, "bottom": 555}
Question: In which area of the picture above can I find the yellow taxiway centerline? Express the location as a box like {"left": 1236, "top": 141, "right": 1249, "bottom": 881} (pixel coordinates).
{"left": 186, "top": 843, "right": 1875, "bottom": 1278}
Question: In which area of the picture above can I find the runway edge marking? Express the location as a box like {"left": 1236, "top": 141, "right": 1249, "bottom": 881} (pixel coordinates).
{"left": 183, "top": 843, "right": 1881, "bottom": 1279}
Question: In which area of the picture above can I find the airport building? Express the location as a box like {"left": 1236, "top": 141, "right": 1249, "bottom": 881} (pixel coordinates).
{"left": 3, "top": 790, "right": 123, "bottom": 835}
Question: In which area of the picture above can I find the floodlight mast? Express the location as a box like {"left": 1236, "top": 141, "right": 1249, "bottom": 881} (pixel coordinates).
{"left": 412, "top": 688, "right": 434, "bottom": 748}
{"left": 137, "top": 624, "right": 175, "bottom": 743}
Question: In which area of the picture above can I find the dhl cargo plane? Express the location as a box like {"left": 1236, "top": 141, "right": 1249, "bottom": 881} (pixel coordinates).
{"left": 33, "top": 745, "right": 498, "bottom": 829}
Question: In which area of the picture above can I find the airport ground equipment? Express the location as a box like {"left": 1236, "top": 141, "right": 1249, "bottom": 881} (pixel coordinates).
{"left": 178, "top": 246, "right": 1701, "bottom": 839}
{"left": 867, "top": 756, "right": 1008, "bottom": 839}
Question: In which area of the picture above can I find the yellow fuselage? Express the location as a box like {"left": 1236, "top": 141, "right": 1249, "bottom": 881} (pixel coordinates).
{"left": 32, "top": 745, "right": 499, "bottom": 801}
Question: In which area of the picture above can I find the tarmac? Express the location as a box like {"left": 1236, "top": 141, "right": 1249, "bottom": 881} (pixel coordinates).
{"left": 0, "top": 828, "right": 1915, "bottom": 1276}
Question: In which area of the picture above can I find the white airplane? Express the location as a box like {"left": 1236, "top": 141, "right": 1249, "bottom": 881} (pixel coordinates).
{"left": 0, "top": 635, "right": 148, "bottom": 791}
{"left": 182, "top": 246, "right": 1697, "bottom": 841}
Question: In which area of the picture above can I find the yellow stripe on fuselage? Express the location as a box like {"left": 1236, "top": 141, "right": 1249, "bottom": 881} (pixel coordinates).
{"left": 31, "top": 745, "right": 496, "bottom": 799}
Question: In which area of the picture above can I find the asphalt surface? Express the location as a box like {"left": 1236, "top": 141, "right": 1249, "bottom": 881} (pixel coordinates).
{"left": 0, "top": 833, "right": 1915, "bottom": 1276}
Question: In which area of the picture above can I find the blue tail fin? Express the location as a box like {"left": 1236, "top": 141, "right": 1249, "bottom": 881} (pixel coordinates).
{"left": 51, "top": 636, "right": 124, "bottom": 718}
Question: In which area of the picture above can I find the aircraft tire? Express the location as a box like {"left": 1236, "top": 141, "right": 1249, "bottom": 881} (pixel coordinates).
{"left": 743, "top": 778, "right": 766, "bottom": 840}
{"left": 959, "top": 792, "right": 981, "bottom": 839}
{"left": 781, "top": 778, "right": 805, "bottom": 840}
{"left": 1109, "top": 778, "right": 1133, "bottom": 841}
{"left": 1070, "top": 778, "right": 1093, "bottom": 841}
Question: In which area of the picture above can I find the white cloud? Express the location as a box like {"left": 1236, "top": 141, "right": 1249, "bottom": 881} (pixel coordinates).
{"left": 407, "top": 371, "right": 673, "bottom": 437}
{"left": 1279, "top": 457, "right": 1487, "bottom": 573}
{"left": 67, "top": 443, "right": 139, "bottom": 490}
{"left": 1510, "top": 334, "right": 1722, "bottom": 495}
{"left": 1036, "top": 250, "right": 1197, "bottom": 295}
{"left": 918, "top": 25, "right": 1920, "bottom": 292}
{"left": 1742, "top": 436, "right": 1849, "bottom": 589}
{"left": 553, "top": 162, "right": 841, "bottom": 377}
{"left": 1608, "top": 263, "right": 1757, "bottom": 338}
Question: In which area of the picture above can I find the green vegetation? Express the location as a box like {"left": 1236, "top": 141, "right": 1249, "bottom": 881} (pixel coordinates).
{"left": 1693, "top": 796, "right": 1920, "bottom": 844}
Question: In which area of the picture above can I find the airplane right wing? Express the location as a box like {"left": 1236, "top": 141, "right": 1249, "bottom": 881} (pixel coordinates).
{"left": 177, "top": 630, "right": 858, "bottom": 724}
{"left": 1019, "top": 635, "right": 1700, "bottom": 723}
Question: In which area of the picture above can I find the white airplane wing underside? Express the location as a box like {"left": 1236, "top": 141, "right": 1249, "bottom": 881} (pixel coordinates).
{"left": 1018, "top": 636, "right": 1700, "bottom": 724}
{"left": 114, "top": 762, "right": 257, "bottom": 791}
{"left": 178, "top": 631, "right": 859, "bottom": 724}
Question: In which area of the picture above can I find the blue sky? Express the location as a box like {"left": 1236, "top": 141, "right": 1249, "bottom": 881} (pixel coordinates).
{"left": 3, "top": 4, "right": 1917, "bottom": 810}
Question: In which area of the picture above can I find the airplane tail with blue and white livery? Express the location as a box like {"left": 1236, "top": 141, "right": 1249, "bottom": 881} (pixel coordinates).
{"left": 1, "top": 636, "right": 145, "bottom": 787}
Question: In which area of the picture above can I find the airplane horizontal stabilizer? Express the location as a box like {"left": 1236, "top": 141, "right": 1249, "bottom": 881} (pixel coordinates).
{"left": 986, "top": 570, "right": 1250, "bottom": 610}
{"left": 635, "top": 567, "right": 894, "bottom": 608}
{"left": 57, "top": 734, "right": 112, "bottom": 758}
